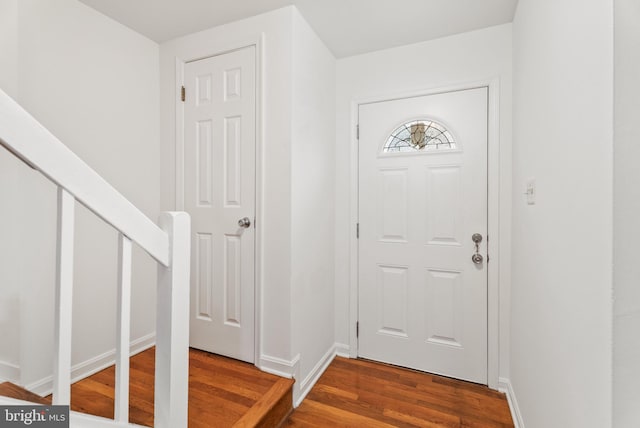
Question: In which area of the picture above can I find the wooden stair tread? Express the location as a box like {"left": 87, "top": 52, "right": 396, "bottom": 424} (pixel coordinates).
{"left": 36, "top": 348, "right": 293, "bottom": 427}
{"left": 232, "top": 377, "right": 294, "bottom": 428}
{"left": 0, "top": 382, "right": 50, "bottom": 405}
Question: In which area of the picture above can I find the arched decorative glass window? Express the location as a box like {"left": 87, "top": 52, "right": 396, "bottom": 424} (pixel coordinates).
{"left": 383, "top": 120, "right": 456, "bottom": 153}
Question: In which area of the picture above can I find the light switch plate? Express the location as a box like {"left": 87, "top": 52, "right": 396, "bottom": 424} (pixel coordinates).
{"left": 526, "top": 178, "right": 536, "bottom": 205}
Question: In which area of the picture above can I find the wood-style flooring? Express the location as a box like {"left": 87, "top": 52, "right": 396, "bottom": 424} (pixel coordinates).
{"left": 7, "top": 348, "right": 515, "bottom": 427}
{"left": 46, "top": 347, "right": 292, "bottom": 427}
{"left": 0, "top": 381, "right": 49, "bottom": 405}
{"left": 285, "top": 357, "right": 514, "bottom": 427}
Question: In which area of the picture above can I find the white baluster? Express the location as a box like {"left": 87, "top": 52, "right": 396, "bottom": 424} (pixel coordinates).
{"left": 115, "top": 234, "right": 132, "bottom": 423}
{"left": 155, "top": 212, "right": 190, "bottom": 428}
{"left": 53, "top": 188, "right": 75, "bottom": 405}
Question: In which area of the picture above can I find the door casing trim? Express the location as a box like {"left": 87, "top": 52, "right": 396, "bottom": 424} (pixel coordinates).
{"left": 174, "top": 35, "right": 264, "bottom": 367}
{"left": 349, "top": 79, "right": 503, "bottom": 389}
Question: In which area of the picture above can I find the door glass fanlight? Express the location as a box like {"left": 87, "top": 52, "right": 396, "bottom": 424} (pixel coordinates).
{"left": 383, "top": 120, "right": 456, "bottom": 153}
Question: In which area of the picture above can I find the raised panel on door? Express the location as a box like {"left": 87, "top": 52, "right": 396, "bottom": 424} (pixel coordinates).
{"left": 425, "top": 269, "right": 463, "bottom": 348}
{"left": 196, "top": 120, "right": 213, "bottom": 207}
{"left": 185, "top": 46, "right": 256, "bottom": 363}
{"left": 425, "top": 165, "right": 463, "bottom": 246}
{"left": 223, "top": 233, "right": 241, "bottom": 327}
{"left": 224, "top": 116, "right": 242, "bottom": 207}
{"left": 195, "top": 233, "right": 213, "bottom": 321}
{"left": 378, "top": 168, "right": 408, "bottom": 243}
{"left": 358, "top": 87, "right": 488, "bottom": 384}
{"left": 377, "top": 265, "right": 409, "bottom": 338}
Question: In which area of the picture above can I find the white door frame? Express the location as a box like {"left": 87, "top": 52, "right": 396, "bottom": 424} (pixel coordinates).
{"left": 349, "top": 79, "right": 503, "bottom": 389}
{"left": 174, "top": 36, "right": 264, "bottom": 366}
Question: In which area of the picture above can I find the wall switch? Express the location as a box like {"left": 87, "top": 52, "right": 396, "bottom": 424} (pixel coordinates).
{"left": 525, "top": 178, "right": 536, "bottom": 205}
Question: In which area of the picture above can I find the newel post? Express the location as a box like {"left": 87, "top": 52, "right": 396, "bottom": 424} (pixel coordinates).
{"left": 155, "top": 212, "right": 191, "bottom": 428}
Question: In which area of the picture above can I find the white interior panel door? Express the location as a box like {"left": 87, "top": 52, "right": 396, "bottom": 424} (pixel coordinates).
{"left": 358, "top": 87, "right": 488, "bottom": 384}
{"left": 184, "top": 46, "right": 256, "bottom": 363}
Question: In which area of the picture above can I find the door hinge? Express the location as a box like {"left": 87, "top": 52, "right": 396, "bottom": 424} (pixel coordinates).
{"left": 356, "top": 124, "right": 360, "bottom": 140}
{"left": 486, "top": 235, "right": 489, "bottom": 262}
{"left": 356, "top": 223, "right": 359, "bottom": 239}
{"left": 181, "top": 85, "right": 186, "bottom": 102}
{"left": 356, "top": 321, "right": 359, "bottom": 338}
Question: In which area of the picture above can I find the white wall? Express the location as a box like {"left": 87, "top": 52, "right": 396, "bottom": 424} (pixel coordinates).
{"left": 0, "top": 0, "right": 21, "bottom": 382}
{"left": 0, "top": 0, "right": 18, "bottom": 99}
{"left": 511, "top": 0, "right": 613, "bottom": 426}
{"left": 613, "top": 0, "right": 640, "bottom": 425}
{"left": 160, "top": 7, "right": 296, "bottom": 370}
{"left": 160, "top": 8, "right": 338, "bottom": 394}
{"left": 0, "top": 0, "right": 160, "bottom": 390}
{"left": 335, "top": 24, "right": 513, "bottom": 380}
{"left": 290, "top": 8, "right": 336, "bottom": 402}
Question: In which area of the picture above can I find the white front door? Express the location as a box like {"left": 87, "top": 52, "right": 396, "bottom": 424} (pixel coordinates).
{"left": 358, "top": 87, "right": 488, "bottom": 384}
{"left": 184, "top": 46, "right": 256, "bottom": 363}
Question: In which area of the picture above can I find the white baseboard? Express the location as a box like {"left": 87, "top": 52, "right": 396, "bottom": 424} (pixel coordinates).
{"left": 26, "top": 333, "right": 155, "bottom": 396}
{"left": 334, "top": 342, "right": 350, "bottom": 358}
{"left": 499, "top": 377, "right": 525, "bottom": 428}
{"left": 258, "top": 353, "right": 299, "bottom": 379}
{"left": 259, "top": 344, "right": 345, "bottom": 408}
{"left": 0, "top": 360, "right": 20, "bottom": 383}
{"left": 293, "top": 344, "right": 339, "bottom": 407}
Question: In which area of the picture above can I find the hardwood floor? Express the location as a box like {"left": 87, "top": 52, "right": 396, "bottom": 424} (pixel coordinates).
{"left": 285, "top": 357, "right": 514, "bottom": 427}
{"left": 21, "top": 349, "right": 513, "bottom": 427}
{"left": 46, "top": 347, "right": 292, "bottom": 427}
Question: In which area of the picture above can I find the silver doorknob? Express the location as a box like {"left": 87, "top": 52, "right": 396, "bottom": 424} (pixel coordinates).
{"left": 238, "top": 217, "right": 251, "bottom": 228}
{"left": 472, "top": 253, "right": 484, "bottom": 264}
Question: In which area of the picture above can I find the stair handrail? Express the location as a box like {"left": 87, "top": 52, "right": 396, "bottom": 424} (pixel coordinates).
{"left": 0, "top": 88, "right": 190, "bottom": 428}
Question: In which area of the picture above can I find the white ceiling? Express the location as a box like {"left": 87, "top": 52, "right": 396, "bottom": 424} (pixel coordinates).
{"left": 78, "top": 0, "right": 518, "bottom": 58}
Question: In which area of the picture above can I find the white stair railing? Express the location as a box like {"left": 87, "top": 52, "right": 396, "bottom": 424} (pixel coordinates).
{"left": 155, "top": 213, "right": 190, "bottom": 428}
{"left": 0, "top": 88, "right": 190, "bottom": 428}
{"left": 115, "top": 233, "right": 132, "bottom": 423}
{"left": 53, "top": 188, "right": 75, "bottom": 406}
